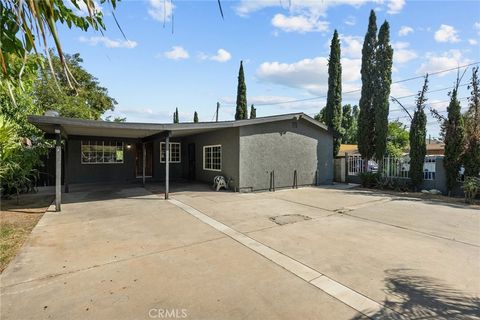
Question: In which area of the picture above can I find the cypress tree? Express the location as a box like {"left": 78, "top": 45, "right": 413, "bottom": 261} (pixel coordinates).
{"left": 325, "top": 30, "right": 343, "bottom": 157}
{"left": 409, "top": 76, "right": 429, "bottom": 190}
{"left": 463, "top": 67, "right": 480, "bottom": 177}
{"left": 444, "top": 78, "right": 466, "bottom": 194}
{"left": 342, "top": 104, "right": 358, "bottom": 144}
{"left": 358, "top": 10, "right": 377, "bottom": 164}
{"left": 193, "top": 111, "right": 199, "bottom": 123}
{"left": 374, "top": 21, "right": 393, "bottom": 162}
{"left": 235, "top": 60, "right": 247, "bottom": 120}
{"left": 250, "top": 104, "right": 256, "bottom": 119}
{"left": 173, "top": 108, "right": 179, "bottom": 123}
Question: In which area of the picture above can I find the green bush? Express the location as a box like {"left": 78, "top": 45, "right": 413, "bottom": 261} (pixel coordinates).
{"left": 462, "top": 177, "right": 480, "bottom": 204}
{"left": 359, "top": 172, "right": 380, "bottom": 188}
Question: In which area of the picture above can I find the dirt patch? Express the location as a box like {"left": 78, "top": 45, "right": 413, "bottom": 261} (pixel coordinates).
{"left": 1, "top": 192, "right": 54, "bottom": 273}
{"left": 270, "top": 214, "right": 312, "bottom": 226}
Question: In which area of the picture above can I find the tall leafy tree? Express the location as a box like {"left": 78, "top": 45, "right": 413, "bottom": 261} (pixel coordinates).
{"left": 193, "top": 111, "right": 199, "bottom": 123}
{"left": 409, "top": 76, "right": 428, "bottom": 190}
{"left": 173, "top": 108, "right": 179, "bottom": 123}
{"left": 358, "top": 10, "right": 377, "bottom": 164}
{"left": 374, "top": 21, "right": 393, "bottom": 162}
{"left": 341, "top": 104, "right": 358, "bottom": 144}
{"left": 463, "top": 67, "right": 480, "bottom": 177}
{"left": 235, "top": 61, "right": 247, "bottom": 120}
{"left": 249, "top": 104, "right": 256, "bottom": 119}
{"left": 444, "top": 77, "right": 465, "bottom": 194}
{"left": 386, "top": 120, "right": 409, "bottom": 157}
{"left": 325, "top": 30, "right": 343, "bottom": 157}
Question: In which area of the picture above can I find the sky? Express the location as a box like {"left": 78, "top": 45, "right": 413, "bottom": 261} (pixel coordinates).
{"left": 57, "top": 0, "right": 480, "bottom": 138}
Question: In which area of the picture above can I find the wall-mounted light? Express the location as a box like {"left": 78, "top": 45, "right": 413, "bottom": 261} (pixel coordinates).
{"left": 126, "top": 144, "right": 132, "bottom": 150}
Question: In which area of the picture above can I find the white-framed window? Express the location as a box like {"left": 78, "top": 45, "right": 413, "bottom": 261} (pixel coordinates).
{"left": 160, "top": 142, "right": 181, "bottom": 163}
{"left": 203, "top": 145, "right": 222, "bottom": 171}
{"left": 81, "top": 141, "right": 124, "bottom": 164}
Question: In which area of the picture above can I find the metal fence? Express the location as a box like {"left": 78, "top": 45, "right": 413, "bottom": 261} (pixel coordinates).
{"left": 347, "top": 155, "right": 437, "bottom": 181}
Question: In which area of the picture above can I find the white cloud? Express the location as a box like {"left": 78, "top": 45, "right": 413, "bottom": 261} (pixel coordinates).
{"left": 417, "top": 50, "right": 472, "bottom": 76}
{"left": 387, "top": 0, "right": 405, "bottom": 14}
{"left": 344, "top": 16, "right": 356, "bottom": 26}
{"left": 256, "top": 56, "right": 361, "bottom": 96}
{"left": 79, "top": 36, "right": 137, "bottom": 49}
{"left": 340, "top": 35, "right": 363, "bottom": 59}
{"left": 434, "top": 24, "right": 460, "bottom": 43}
{"left": 67, "top": 0, "right": 102, "bottom": 16}
{"left": 468, "top": 39, "right": 478, "bottom": 45}
{"left": 398, "top": 26, "right": 414, "bottom": 37}
{"left": 392, "top": 42, "right": 417, "bottom": 64}
{"left": 474, "top": 22, "right": 480, "bottom": 35}
{"left": 390, "top": 83, "right": 413, "bottom": 98}
{"left": 163, "top": 46, "right": 189, "bottom": 60}
{"left": 199, "top": 49, "right": 232, "bottom": 62}
{"left": 148, "top": 0, "right": 174, "bottom": 22}
{"left": 271, "top": 13, "right": 329, "bottom": 33}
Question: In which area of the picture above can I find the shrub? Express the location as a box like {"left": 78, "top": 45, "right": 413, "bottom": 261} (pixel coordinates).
{"left": 462, "top": 177, "right": 480, "bottom": 204}
{"left": 359, "top": 172, "right": 380, "bottom": 188}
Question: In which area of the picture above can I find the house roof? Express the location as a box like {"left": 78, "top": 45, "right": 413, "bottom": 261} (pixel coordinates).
{"left": 28, "top": 112, "right": 329, "bottom": 139}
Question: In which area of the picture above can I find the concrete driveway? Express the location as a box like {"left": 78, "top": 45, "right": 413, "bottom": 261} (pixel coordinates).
{"left": 1, "top": 184, "right": 479, "bottom": 319}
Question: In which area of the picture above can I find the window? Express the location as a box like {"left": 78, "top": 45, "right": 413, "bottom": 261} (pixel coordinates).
{"left": 81, "top": 141, "right": 124, "bottom": 164}
{"left": 160, "top": 142, "right": 181, "bottom": 163}
{"left": 203, "top": 145, "right": 222, "bottom": 171}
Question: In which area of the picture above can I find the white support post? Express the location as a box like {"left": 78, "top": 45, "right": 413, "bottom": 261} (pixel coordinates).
{"left": 55, "top": 129, "right": 62, "bottom": 212}
{"left": 165, "top": 134, "right": 170, "bottom": 200}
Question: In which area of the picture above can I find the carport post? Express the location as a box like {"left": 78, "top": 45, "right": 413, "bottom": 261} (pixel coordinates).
{"left": 142, "top": 142, "right": 146, "bottom": 187}
{"left": 165, "top": 134, "right": 170, "bottom": 199}
{"left": 55, "top": 128, "right": 62, "bottom": 212}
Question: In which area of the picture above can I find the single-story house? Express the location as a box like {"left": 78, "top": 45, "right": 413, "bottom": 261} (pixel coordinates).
{"left": 28, "top": 112, "right": 333, "bottom": 211}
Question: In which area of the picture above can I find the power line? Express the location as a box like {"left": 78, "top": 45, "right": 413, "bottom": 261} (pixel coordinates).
{"left": 389, "top": 96, "right": 469, "bottom": 113}
{"left": 393, "top": 83, "right": 469, "bottom": 100}
{"left": 221, "top": 61, "right": 479, "bottom": 107}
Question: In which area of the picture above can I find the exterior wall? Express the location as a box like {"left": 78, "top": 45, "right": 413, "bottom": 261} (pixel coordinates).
{"left": 238, "top": 119, "right": 333, "bottom": 191}
{"left": 181, "top": 128, "right": 240, "bottom": 190}
{"left": 66, "top": 137, "right": 138, "bottom": 184}
{"left": 152, "top": 138, "right": 183, "bottom": 181}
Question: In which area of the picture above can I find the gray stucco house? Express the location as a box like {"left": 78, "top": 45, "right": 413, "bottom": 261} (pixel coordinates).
{"left": 29, "top": 112, "right": 333, "bottom": 210}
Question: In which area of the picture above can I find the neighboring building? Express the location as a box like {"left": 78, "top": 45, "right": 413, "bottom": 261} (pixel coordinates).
{"left": 29, "top": 113, "right": 333, "bottom": 199}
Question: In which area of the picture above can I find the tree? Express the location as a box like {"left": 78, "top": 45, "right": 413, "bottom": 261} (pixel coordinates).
{"left": 358, "top": 10, "right": 377, "bottom": 164}
{"left": 249, "top": 104, "right": 256, "bottom": 119}
{"left": 444, "top": 75, "right": 466, "bottom": 194}
{"left": 194, "top": 111, "right": 199, "bottom": 123}
{"left": 235, "top": 61, "right": 247, "bottom": 120}
{"left": 386, "top": 120, "right": 409, "bottom": 157}
{"left": 314, "top": 106, "right": 327, "bottom": 123}
{"left": 374, "top": 21, "right": 393, "bottom": 162}
{"left": 409, "top": 76, "right": 428, "bottom": 191}
{"left": 173, "top": 108, "right": 179, "bottom": 123}
{"left": 463, "top": 67, "right": 480, "bottom": 177}
{"left": 35, "top": 53, "right": 117, "bottom": 120}
{"left": 341, "top": 104, "right": 358, "bottom": 144}
{"left": 325, "top": 30, "right": 343, "bottom": 157}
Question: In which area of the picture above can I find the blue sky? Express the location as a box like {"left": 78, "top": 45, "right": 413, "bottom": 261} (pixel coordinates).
{"left": 58, "top": 0, "right": 480, "bottom": 137}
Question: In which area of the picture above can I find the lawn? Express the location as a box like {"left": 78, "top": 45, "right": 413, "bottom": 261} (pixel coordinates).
{"left": 0, "top": 193, "right": 54, "bottom": 272}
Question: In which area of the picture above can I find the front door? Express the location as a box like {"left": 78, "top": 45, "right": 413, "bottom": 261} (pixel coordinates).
{"left": 135, "top": 142, "right": 153, "bottom": 177}
{"left": 187, "top": 143, "right": 196, "bottom": 180}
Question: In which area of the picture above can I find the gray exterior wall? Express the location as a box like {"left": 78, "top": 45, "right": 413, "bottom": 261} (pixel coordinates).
{"left": 238, "top": 119, "right": 333, "bottom": 191}
{"left": 181, "top": 128, "right": 240, "bottom": 190}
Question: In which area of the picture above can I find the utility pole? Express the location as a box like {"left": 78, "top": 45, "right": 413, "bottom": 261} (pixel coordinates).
{"left": 216, "top": 102, "right": 220, "bottom": 122}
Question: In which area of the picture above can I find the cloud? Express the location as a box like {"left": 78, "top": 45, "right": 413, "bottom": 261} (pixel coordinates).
{"left": 340, "top": 35, "right": 363, "bottom": 59}
{"left": 199, "top": 49, "right": 232, "bottom": 62}
{"left": 148, "top": 0, "right": 174, "bottom": 22}
{"left": 390, "top": 82, "right": 413, "bottom": 98}
{"left": 256, "top": 56, "right": 361, "bottom": 96}
{"left": 475, "top": 22, "right": 480, "bottom": 35}
{"left": 344, "top": 15, "right": 356, "bottom": 26}
{"left": 163, "top": 46, "right": 189, "bottom": 60}
{"left": 67, "top": 0, "right": 102, "bottom": 16}
{"left": 387, "top": 0, "right": 405, "bottom": 14}
{"left": 434, "top": 24, "right": 460, "bottom": 43}
{"left": 417, "top": 50, "right": 472, "bottom": 76}
{"left": 271, "top": 13, "right": 329, "bottom": 33}
{"left": 392, "top": 42, "right": 417, "bottom": 63}
{"left": 79, "top": 36, "right": 137, "bottom": 49}
{"left": 468, "top": 39, "right": 478, "bottom": 45}
{"left": 398, "top": 26, "right": 414, "bottom": 36}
